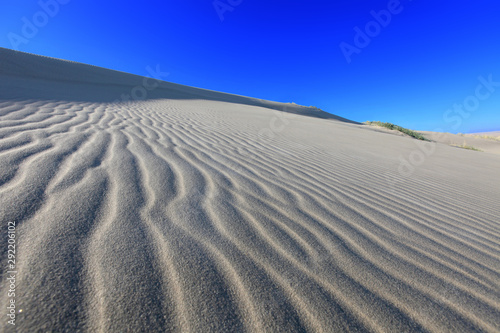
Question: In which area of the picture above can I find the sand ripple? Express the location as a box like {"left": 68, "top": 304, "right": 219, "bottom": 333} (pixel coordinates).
{"left": 1, "top": 48, "right": 500, "bottom": 332}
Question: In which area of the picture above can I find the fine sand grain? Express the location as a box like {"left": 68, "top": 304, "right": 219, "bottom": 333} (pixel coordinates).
{"left": 1, "top": 48, "right": 499, "bottom": 332}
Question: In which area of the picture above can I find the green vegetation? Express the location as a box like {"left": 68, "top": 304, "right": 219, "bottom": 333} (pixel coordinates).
{"left": 452, "top": 144, "right": 482, "bottom": 152}
{"left": 364, "top": 121, "right": 429, "bottom": 141}
{"left": 458, "top": 134, "right": 500, "bottom": 141}
{"left": 475, "top": 135, "right": 500, "bottom": 141}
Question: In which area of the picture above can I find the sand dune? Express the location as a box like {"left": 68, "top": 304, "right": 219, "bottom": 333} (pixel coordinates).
{"left": 419, "top": 131, "right": 500, "bottom": 155}
{"left": 471, "top": 131, "right": 500, "bottom": 137}
{"left": 1, "top": 48, "right": 500, "bottom": 332}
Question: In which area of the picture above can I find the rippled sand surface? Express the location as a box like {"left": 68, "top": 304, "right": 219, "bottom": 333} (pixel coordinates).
{"left": 1, "top": 48, "right": 499, "bottom": 332}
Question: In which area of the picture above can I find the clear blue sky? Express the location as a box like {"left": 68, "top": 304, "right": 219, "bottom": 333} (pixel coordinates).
{"left": 1, "top": 0, "right": 499, "bottom": 133}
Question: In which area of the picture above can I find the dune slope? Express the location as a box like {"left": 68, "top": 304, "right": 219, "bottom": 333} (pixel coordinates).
{"left": 419, "top": 131, "right": 500, "bottom": 155}
{"left": 1, "top": 48, "right": 499, "bottom": 332}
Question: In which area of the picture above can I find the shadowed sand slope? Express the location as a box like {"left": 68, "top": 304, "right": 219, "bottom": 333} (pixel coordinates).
{"left": 1, "top": 49, "right": 500, "bottom": 332}
{"left": 0, "top": 47, "right": 355, "bottom": 123}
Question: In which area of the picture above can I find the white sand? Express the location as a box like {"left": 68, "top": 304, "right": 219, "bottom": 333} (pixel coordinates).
{"left": 419, "top": 131, "right": 500, "bottom": 155}
{"left": 1, "top": 47, "right": 499, "bottom": 332}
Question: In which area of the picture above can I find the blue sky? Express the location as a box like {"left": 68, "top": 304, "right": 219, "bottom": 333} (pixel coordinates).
{"left": 1, "top": 0, "right": 499, "bottom": 133}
